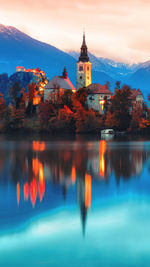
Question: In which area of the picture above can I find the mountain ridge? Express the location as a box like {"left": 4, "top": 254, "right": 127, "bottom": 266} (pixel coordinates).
{"left": 0, "top": 24, "right": 150, "bottom": 99}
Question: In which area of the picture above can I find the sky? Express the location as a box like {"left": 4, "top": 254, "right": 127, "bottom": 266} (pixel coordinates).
{"left": 0, "top": 0, "right": 150, "bottom": 64}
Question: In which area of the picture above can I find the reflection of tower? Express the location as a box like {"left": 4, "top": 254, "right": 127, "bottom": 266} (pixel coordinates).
{"left": 62, "top": 184, "right": 67, "bottom": 201}
{"left": 77, "top": 173, "right": 91, "bottom": 235}
{"left": 76, "top": 32, "right": 92, "bottom": 90}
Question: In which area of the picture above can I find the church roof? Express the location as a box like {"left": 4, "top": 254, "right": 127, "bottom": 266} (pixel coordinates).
{"left": 86, "top": 83, "right": 112, "bottom": 95}
{"left": 78, "top": 32, "right": 89, "bottom": 62}
{"left": 45, "top": 67, "right": 76, "bottom": 91}
{"left": 129, "top": 89, "right": 143, "bottom": 100}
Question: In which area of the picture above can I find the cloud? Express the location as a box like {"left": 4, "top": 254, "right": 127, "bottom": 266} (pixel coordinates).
{"left": 0, "top": 0, "right": 150, "bottom": 63}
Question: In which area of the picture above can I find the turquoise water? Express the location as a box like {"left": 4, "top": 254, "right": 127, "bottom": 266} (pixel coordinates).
{"left": 0, "top": 136, "right": 150, "bottom": 266}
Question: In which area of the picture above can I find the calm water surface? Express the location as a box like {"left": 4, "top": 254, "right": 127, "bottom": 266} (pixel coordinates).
{"left": 0, "top": 135, "right": 150, "bottom": 266}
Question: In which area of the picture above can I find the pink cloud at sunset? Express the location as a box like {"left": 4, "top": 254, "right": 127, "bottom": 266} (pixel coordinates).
{"left": 0, "top": 0, "right": 150, "bottom": 63}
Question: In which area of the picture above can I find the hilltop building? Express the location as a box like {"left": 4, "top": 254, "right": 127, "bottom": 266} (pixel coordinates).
{"left": 16, "top": 66, "right": 45, "bottom": 77}
{"left": 44, "top": 67, "right": 76, "bottom": 100}
{"left": 76, "top": 33, "right": 92, "bottom": 90}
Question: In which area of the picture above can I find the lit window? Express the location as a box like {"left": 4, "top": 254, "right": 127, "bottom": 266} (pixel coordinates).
{"left": 87, "top": 66, "right": 89, "bottom": 71}
{"left": 99, "top": 100, "right": 105, "bottom": 111}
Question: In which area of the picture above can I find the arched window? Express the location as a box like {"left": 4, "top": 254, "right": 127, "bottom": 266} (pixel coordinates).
{"left": 79, "top": 66, "right": 83, "bottom": 71}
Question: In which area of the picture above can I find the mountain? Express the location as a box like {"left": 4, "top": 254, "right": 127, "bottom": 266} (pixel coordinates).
{"left": 1, "top": 24, "right": 150, "bottom": 99}
{"left": 0, "top": 24, "right": 77, "bottom": 84}
{"left": 0, "top": 24, "right": 115, "bottom": 90}
{"left": 125, "top": 66, "right": 150, "bottom": 99}
{"left": 69, "top": 50, "right": 150, "bottom": 99}
{"left": 68, "top": 51, "right": 138, "bottom": 80}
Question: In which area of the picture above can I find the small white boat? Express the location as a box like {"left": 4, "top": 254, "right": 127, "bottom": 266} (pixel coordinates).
{"left": 101, "top": 129, "right": 115, "bottom": 135}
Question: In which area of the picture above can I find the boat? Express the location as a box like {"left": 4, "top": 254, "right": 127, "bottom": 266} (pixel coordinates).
{"left": 101, "top": 129, "right": 115, "bottom": 135}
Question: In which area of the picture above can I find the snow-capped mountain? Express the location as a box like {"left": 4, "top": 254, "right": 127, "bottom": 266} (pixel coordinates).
{"left": 0, "top": 24, "right": 150, "bottom": 99}
{"left": 68, "top": 50, "right": 138, "bottom": 80}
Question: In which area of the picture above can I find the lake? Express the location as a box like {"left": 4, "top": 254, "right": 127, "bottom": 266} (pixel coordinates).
{"left": 0, "top": 134, "right": 150, "bottom": 266}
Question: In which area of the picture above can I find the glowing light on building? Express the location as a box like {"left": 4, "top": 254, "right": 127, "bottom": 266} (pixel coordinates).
{"left": 85, "top": 174, "right": 91, "bottom": 208}
{"left": 99, "top": 140, "right": 107, "bottom": 177}
{"left": 33, "top": 96, "right": 41, "bottom": 105}
{"left": 16, "top": 66, "right": 46, "bottom": 77}
{"left": 99, "top": 100, "right": 105, "bottom": 111}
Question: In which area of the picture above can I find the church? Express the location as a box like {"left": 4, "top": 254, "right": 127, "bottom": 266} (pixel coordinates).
{"left": 44, "top": 32, "right": 112, "bottom": 113}
{"left": 76, "top": 32, "right": 112, "bottom": 113}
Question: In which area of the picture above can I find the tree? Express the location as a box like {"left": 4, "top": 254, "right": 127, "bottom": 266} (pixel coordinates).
{"left": 110, "top": 85, "right": 131, "bottom": 130}
{"left": 26, "top": 83, "right": 37, "bottom": 115}
{"left": 72, "top": 88, "right": 88, "bottom": 109}
{"left": 54, "top": 105, "right": 75, "bottom": 132}
{"left": 38, "top": 100, "right": 56, "bottom": 127}
{"left": 130, "top": 103, "right": 143, "bottom": 130}
{"left": 0, "top": 93, "right": 6, "bottom": 120}
{"left": 74, "top": 104, "right": 103, "bottom": 133}
{"left": 9, "top": 82, "right": 21, "bottom": 106}
{"left": 105, "top": 111, "right": 119, "bottom": 129}
{"left": 7, "top": 105, "right": 25, "bottom": 130}
{"left": 104, "top": 96, "right": 109, "bottom": 114}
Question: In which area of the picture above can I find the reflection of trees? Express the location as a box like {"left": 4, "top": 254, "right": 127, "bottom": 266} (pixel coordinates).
{"left": 0, "top": 139, "right": 150, "bottom": 234}
{"left": 105, "top": 145, "right": 147, "bottom": 180}
{"left": 0, "top": 140, "right": 149, "bottom": 187}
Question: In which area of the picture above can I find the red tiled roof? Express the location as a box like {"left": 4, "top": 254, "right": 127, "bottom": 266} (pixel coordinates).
{"left": 129, "top": 89, "right": 143, "bottom": 100}
{"left": 86, "top": 83, "right": 112, "bottom": 94}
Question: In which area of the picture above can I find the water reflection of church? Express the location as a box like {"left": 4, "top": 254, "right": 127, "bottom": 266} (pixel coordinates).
{"left": 0, "top": 139, "right": 147, "bottom": 234}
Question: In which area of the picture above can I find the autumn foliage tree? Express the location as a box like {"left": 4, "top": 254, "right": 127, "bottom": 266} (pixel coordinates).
{"left": 130, "top": 103, "right": 144, "bottom": 130}
{"left": 0, "top": 93, "right": 6, "bottom": 120}
{"left": 74, "top": 102, "right": 103, "bottom": 133}
{"left": 72, "top": 88, "right": 88, "bottom": 109}
{"left": 9, "top": 82, "right": 21, "bottom": 107}
{"left": 38, "top": 100, "right": 56, "bottom": 129}
{"left": 105, "top": 111, "right": 118, "bottom": 129}
{"left": 110, "top": 85, "right": 131, "bottom": 130}
{"left": 54, "top": 105, "right": 75, "bottom": 132}
{"left": 26, "top": 83, "right": 37, "bottom": 115}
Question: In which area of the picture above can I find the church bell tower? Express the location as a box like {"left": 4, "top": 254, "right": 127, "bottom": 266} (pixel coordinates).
{"left": 76, "top": 32, "right": 92, "bottom": 90}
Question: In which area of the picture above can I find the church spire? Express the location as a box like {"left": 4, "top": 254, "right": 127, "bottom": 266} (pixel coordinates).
{"left": 79, "top": 32, "right": 89, "bottom": 62}
{"left": 62, "top": 66, "right": 67, "bottom": 79}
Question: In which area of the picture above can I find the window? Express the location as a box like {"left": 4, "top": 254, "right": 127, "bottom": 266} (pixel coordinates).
{"left": 80, "top": 76, "right": 82, "bottom": 80}
{"left": 87, "top": 66, "right": 89, "bottom": 71}
{"left": 79, "top": 65, "right": 83, "bottom": 71}
{"left": 87, "top": 76, "right": 89, "bottom": 80}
